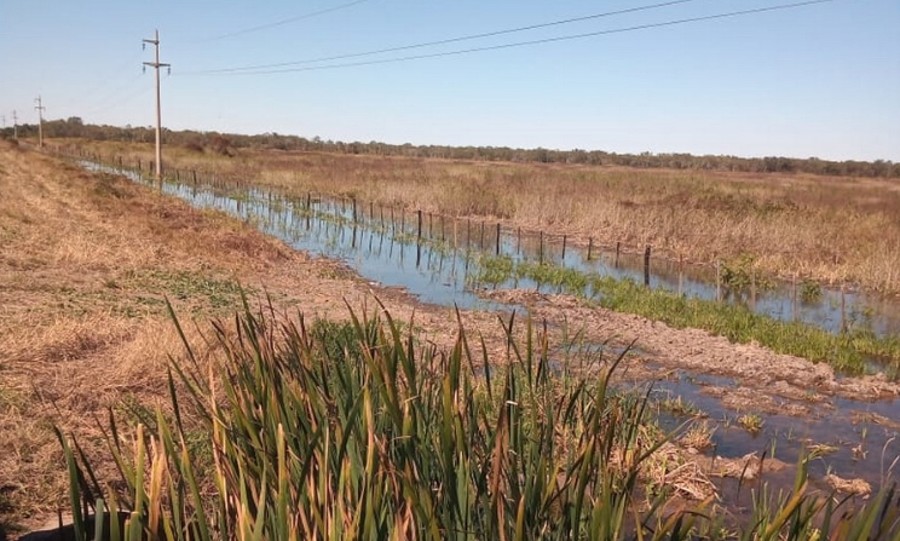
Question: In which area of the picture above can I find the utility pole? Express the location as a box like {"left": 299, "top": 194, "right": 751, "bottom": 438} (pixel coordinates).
{"left": 34, "top": 96, "right": 45, "bottom": 148}
{"left": 143, "top": 29, "right": 170, "bottom": 180}
{"left": 12, "top": 110, "right": 18, "bottom": 140}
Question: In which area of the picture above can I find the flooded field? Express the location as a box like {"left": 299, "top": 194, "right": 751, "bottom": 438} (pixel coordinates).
{"left": 80, "top": 160, "right": 900, "bottom": 492}
{"left": 83, "top": 161, "right": 900, "bottom": 339}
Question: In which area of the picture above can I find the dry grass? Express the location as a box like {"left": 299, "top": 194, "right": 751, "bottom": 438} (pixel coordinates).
{"left": 0, "top": 142, "right": 329, "bottom": 533}
{"left": 63, "top": 138, "right": 900, "bottom": 295}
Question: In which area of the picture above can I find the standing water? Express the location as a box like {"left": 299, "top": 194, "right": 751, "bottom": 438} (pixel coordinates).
{"left": 78, "top": 160, "right": 900, "bottom": 492}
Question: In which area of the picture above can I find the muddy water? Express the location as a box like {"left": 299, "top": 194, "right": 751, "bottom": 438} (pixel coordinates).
{"left": 82, "top": 161, "right": 900, "bottom": 491}
{"left": 648, "top": 369, "right": 900, "bottom": 488}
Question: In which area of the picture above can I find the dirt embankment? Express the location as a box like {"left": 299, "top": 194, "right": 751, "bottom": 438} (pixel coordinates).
{"left": 482, "top": 289, "right": 900, "bottom": 409}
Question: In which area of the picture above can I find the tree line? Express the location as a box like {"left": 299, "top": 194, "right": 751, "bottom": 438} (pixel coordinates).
{"left": 4, "top": 116, "right": 898, "bottom": 178}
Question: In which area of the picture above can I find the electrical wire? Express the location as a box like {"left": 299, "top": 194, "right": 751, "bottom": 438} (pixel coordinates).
{"left": 82, "top": 79, "right": 151, "bottom": 119}
{"left": 187, "top": 0, "right": 700, "bottom": 74}
{"left": 188, "top": 0, "right": 833, "bottom": 76}
{"left": 202, "top": 0, "right": 373, "bottom": 42}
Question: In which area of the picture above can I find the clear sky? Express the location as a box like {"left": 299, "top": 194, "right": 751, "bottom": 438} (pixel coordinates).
{"left": 2, "top": 0, "right": 898, "bottom": 161}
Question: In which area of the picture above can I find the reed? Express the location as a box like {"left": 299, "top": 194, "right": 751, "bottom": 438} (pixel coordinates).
{"left": 54, "top": 301, "right": 900, "bottom": 539}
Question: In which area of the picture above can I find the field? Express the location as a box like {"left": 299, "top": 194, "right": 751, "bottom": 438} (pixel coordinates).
{"left": 2, "top": 140, "right": 899, "bottom": 539}
{"left": 62, "top": 138, "right": 900, "bottom": 296}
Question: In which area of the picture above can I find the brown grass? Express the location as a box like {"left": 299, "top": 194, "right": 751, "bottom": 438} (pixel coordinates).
{"left": 62, "top": 138, "right": 900, "bottom": 295}
{"left": 0, "top": 141, "right": 290, "bottom": 531}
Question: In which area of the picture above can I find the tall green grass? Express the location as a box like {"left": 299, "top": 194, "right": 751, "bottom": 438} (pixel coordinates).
{"left": 55, "top": 301, "right": 899, "bottom": 540}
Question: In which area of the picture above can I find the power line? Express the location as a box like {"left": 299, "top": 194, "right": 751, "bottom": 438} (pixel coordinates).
{"left": 83, "top": 83, "right": 152, "bottom": 118}
{"left": 74, "top": 70, "right": 145, "bottom": 117}
{"left": 62, "top": 53, "right": 145, "bottom": 112}
{"left": 186, "top": 0, "right": 700, "bottom": 75}
{"left": 189, "top": 0, "right": 834, "bottom": 77}
{"left": 203, "top": 0, "right": 372, "bottom": 42}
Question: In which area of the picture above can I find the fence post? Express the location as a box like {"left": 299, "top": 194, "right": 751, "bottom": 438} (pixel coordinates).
{"left": 496, "top": 223, "right": 501, "bottom": 255}
{"left": 750, "top": 267, "right": 757, "bottom": 309}
{"left": 562, "top": 235, "right": 567, "bottom": 262}
{"left": 539, "top": 231, "right": 544, "bottom": 264}
{"left": 417, "top": 210, "right": 423, "bottom": 242}
{"left": 643, "top": 245, "right": 651, "bottom": 286}
{"left": 840, "top": 284, "right": 846, "bottom": 332}
{"left": 792, "top": 273, "right": 798, "bottom": 321}
{"left": 587, "top": 237, "right": 593, "bottom": 261}
{"left": 615, "top": 242, "right": 621, "bottom": 268}
{"left": 715, "top": 260, "right": 722, "bottom": 302}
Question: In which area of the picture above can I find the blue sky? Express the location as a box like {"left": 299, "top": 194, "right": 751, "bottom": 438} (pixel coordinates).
{"left": 2, "top": 0, "right": 898, "bottom": 161}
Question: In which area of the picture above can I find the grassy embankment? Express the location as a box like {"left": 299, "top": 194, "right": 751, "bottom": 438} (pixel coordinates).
{"left": 62, "top": 138, "right": 900, "bottom": 296}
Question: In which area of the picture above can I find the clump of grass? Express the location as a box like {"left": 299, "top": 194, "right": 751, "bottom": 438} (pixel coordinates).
{"left": 54, "top": 301, "right": 709, "bottom": 539}
{"left": 720, "top": 254, "right": 773, "bottom": 294}
{"left": 658, "top": 395, "right": 703, "bottom": 418}
{"left": 737, "top": 413, "right": 765, "bottom": 435}
{"left": 800, "top": 279, "right": 823, "bottom": 304}
{"left": 679, "top": 420, "right": 715, "bottom": 451}
{"left": 122, "top": 269, "right": 245, "bottom": 311}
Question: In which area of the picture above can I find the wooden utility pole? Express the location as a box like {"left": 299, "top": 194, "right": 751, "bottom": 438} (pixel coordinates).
{"left": 34, "top": 96, "right": 45, "bottom": 148}
{"left": 12, "top": 110, "right": 17, "bottom": 140}
{"left": 143, "top": 29, "right": 170, "bottom": 180}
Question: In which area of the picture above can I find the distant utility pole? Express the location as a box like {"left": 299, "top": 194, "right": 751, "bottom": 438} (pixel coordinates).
{"left": 12, "top": 110, "right": 18, "bottom": 140}
{"left": 34, "top": 96, "right": 45, "bottom": 148}
{"left": 143, "top": 29, "right": 170, "bottom": 180}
